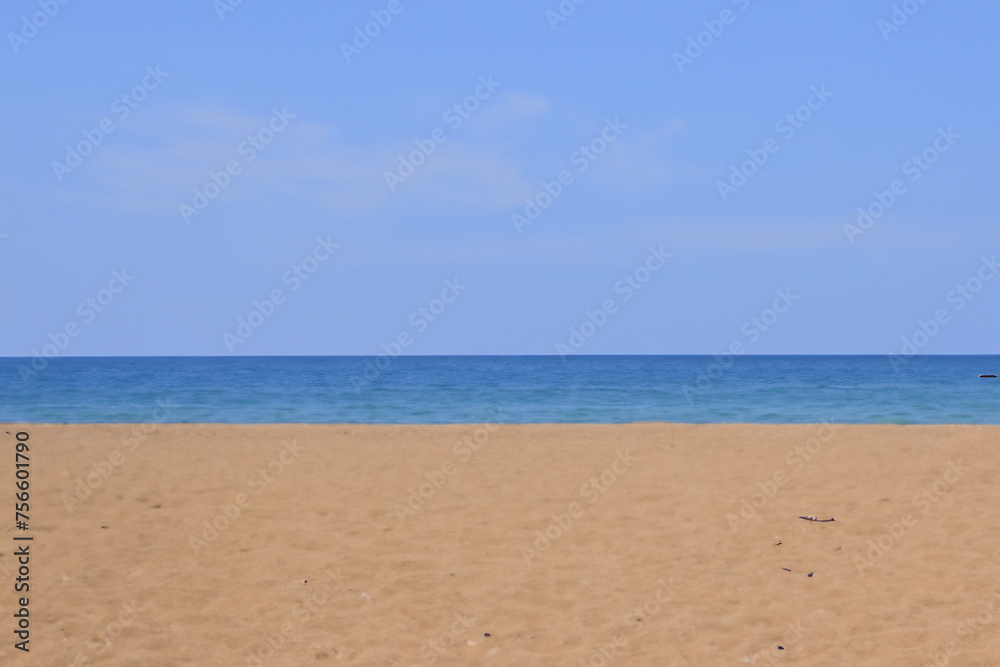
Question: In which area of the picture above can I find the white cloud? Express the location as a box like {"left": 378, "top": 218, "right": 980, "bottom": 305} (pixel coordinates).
{"left": 56, "top": 102, "right": 545, "bottom": 217}
{"left": 473, "top": 91, "right": 552, "bottom": 130}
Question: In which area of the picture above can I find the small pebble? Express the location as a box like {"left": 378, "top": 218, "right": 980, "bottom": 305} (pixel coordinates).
{"left": 484, "top": 633, "right": 490, "bottom": 637}
{"left": 778, "top": 645, "right": 784, "bottom": 650}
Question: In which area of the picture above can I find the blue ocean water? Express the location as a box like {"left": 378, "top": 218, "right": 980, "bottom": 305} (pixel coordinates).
{"left": 0, "top": 356, "right": 996, "bottom": 424}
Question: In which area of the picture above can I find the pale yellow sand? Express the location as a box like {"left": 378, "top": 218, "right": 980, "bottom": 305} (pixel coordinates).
{"left": 1, "top": 423, "right": 997, "bottom": 666}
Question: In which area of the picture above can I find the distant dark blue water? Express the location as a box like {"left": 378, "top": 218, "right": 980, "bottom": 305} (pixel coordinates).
{"left": 0, "top": 356, "right": 996, "bottom": 424}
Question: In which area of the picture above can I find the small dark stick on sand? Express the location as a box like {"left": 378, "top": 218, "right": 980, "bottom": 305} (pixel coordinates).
{"left": 799, "top": 515, "right": 835, "bottom": 522}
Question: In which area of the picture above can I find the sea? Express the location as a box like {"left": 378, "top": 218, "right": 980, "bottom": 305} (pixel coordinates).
{"left": 0, "top": 355, "right": 996, "bottom": 424}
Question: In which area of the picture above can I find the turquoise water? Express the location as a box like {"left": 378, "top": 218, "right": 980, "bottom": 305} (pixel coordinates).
{"left": 0, "top": 355, "right": 996, "bottom": 424}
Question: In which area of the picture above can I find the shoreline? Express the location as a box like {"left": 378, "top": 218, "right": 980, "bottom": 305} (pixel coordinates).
{"left": 5, "top": 420, "right": 998, "bottom": 425}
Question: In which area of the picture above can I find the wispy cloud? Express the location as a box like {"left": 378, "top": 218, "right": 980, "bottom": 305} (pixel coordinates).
{"left": 589, "top": 118, "right": 689, "bottom": 189}
{"left": 57, "top": 101, "right": 549, "bottom": 217}
{"left": 474, "top": 91, "right": 552, "bottom": 129}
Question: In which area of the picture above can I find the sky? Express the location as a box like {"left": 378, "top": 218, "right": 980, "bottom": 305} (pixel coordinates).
{"left": 1, "top": 0, "right": 997, "bottom": 357}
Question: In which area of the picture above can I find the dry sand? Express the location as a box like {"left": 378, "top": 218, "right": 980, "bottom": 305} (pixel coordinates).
{"left": 1, "top": 423, "right": 997, "bottom": 666}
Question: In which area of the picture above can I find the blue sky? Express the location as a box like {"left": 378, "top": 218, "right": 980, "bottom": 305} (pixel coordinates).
{"left": 1, "top": 0, "right": 997, "bottom": 357}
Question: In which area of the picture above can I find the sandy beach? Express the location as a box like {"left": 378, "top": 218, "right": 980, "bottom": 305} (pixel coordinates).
{"left": 1, "top": 422, "right": 997, "bottom": 666}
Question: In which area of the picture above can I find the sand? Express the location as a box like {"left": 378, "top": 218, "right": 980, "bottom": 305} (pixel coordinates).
{"left": 0, "top": 422, "right": 997, "bottom": 666}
